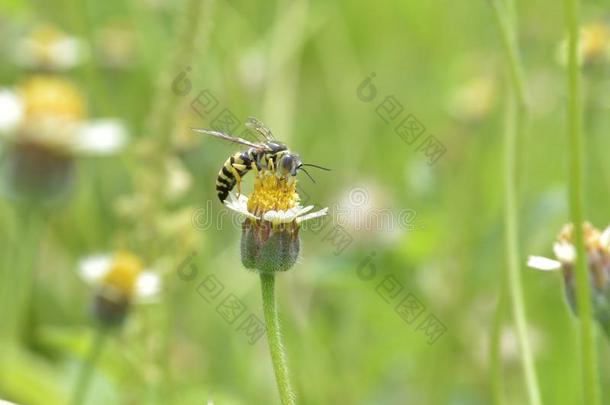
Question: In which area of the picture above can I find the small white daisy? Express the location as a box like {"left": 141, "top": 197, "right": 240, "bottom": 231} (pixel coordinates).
{"left": 527, "top": 223, "right": 610, "bottom": 273}
{"left": 78, "top": 252, "right": 161, "bottom": 303}
{"left": 0, "top": 77, "right": 128, "bottom": 156}
{"left": 13, "top": 25, "right": 88, "bottom": 71}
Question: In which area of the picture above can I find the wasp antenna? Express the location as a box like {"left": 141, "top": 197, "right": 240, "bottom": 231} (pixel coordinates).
{"left": 301, "top": 163, "right": 331, "bottom": 171}
{"left": 299, "top": 167, "right": 316, "bottom": 183}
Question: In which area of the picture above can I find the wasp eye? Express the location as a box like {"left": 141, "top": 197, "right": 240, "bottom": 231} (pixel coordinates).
{"left": 281, "top": 155, "right": 294, "bottom": 171}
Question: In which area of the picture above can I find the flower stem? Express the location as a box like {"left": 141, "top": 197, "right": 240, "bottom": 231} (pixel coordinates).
{"left": 563, "top": 0, "right": 601, "bottom": 403}
{"left": 1, "top": 207, "right": 41, "bottom": 344}
{"left": 489, "top": 2, "right": 542, "bottom": 405}
{"left": 70, "top": 328, "right": 109, "bottom": 405}
{"left": 259, "top": 274, "right": 296, "bottom": 405}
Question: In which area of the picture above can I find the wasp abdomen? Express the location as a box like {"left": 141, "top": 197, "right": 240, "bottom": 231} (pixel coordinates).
{"left": 216, "top": 151, "right": 255, "bottom": 202}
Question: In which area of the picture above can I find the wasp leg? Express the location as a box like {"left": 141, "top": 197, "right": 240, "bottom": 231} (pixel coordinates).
{"left": 268, "top": 157, "right": 275, "bottom": 173}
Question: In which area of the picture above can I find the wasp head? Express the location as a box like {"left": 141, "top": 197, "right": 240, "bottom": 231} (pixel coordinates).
{"left": 277, "top": 153, "right": 301, "bottom": 177}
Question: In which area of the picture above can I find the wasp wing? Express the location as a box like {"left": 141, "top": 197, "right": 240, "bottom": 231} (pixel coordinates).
{"left": 192, "top": 128, "right": 270, "bottom": 150}
{"left": 245, "top": 117, "right": 275, "bottom": 141}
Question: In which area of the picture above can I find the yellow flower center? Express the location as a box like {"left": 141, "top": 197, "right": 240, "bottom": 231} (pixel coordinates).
{"left": 29, "top": 25, "right": 67, "bottom": 63}
{"left": 558, "top": 222, "right": 602, "bottom": 251}
{"left": 557, "top": 222, "right": 609, "bottom": 288}
{"left": 102, "top": 251, "right": 143, "bottom": 297}
{"left": 581, "top": 23, "right": 610, "bottom": 60}
{"left": 19, "top": 75, "right": 86, "bottom": 122}
{"left": 247, "top": 172, "right": 299, "bottom": 215}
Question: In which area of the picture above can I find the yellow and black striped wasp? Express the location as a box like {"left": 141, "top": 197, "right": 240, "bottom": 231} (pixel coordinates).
{"left": 193, "top": 117, "right": 328, "bottom": 203}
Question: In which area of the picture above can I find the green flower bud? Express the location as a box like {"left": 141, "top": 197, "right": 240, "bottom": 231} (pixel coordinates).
{"left": 91, "top": 288, "right": 130, "bottom": 328}
{"left": 530, "top": 222, "right": 610, "bottom": 339}
{"left": 241, "top": 219, "right": 300, "bottom": 273}
{"left": 1, "top": 140, "right": 75, "bottom": 204}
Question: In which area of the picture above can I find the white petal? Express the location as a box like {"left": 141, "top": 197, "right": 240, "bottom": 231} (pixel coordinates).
{"left": 51, "top": 38, "right": 86, "bottom": 69}
{"left": 75, "top": 119, "right": 128, "bottom": 155}
{"left": 262, "top": 210, "right": 281, "bottom": 223}
{"left": 600, "top": 226, "right": 610, "bottom": 250}
{"left": 78, "top": 254, "right": 113, "bottom": 284}
{"left": 224, "top": 194, "right": 258, "bottom": 220}
{"left": 228, "top": 193, "right": 249, "bottom": 208}
{"left": 135, "top": 271, "right": 161, "bottom": 301}
{"left": 262, "top": 210, "right": 295, "bottom": 224}
{"left": 553, "top": 242, "right": 576, "bottom": 263}
{"left": 262, "top": 205, "right": 316, "bottom": 225}
{"left": 0, "top": 89, "right": 24, "bottom": 133}
{"left": 527, "top": 256, "right": 562, "bottom": 271}
{"left": 294, "top": 205, "right": 314, "bottom": 216}
{"left": 296, "top": 207, "right": 329, "bottom": 224}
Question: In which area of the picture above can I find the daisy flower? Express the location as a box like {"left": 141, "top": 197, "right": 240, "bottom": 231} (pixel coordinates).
{"left": 557, "top": 22, "right": 610, "bottom": 67}
{"left": 214, "top": 128, "right": 328, "bottom": 404}
{"left": 528, "top": 222, "right": 610, "bottom": 337}
{"left": 0, "top": 75, "right": 127, "bottom": 202}
{"left": 225, "top": 169, "right": 328, "bottom": 273}
{"left": 13, "top": 24, "right": 87, "bottom": 71}
{"left": 78, "top": 251, "right": 161, "bottom": 327}
{"left": 448, "top": 75, "right": 497, "bottom": 123}
{"left": 94, "top": 21, "right": 137, "bottom": 70}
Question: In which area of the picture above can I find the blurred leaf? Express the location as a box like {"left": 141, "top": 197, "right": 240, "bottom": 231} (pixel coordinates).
{"left": 0, "top": 346, "right": 67, "bottom": 405}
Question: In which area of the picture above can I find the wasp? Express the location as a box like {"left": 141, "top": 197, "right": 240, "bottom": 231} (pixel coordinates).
{"left": 193, "top": 117, "right": 329, "bottom": 203}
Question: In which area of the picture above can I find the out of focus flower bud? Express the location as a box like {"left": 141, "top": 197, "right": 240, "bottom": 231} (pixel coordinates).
{"left": 78, "top": 252, "right": 161, "bottom": 328}
{"left": 557, "top": 22, "right": 610, "bottom": 68}
{"left": 0, "top": 76, "right": 127, "bottom": 204}
{"left": 528, "top": 222, "right": 610, "bottom": 337}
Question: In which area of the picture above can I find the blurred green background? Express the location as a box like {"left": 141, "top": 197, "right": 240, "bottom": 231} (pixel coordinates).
{"left": 1, "top": 0, "right": 610, "bottom": 404}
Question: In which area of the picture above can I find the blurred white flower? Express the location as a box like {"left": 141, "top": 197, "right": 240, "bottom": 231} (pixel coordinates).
{"left": 75, "top": 119, "right": 128, "bottom": 155}
{"left": 527, "top": 222, "right": 607, "bottom": 273}
{"left": 0, "top": 76, "right": 127, "bottom": 156}
{"left": 496, "top": 326, "right": 543, "bottom": 365}
{"left": 94, "top": 21, "right": 137, "bottom": 69}
{"left": 557, "top": 22, "right": 610, "bottom": 67}
{"left": 334, "top": 183, "right": 405, "bottom": 241}
{"left": 13, "top": 24, "right": 87, "bottom": 71}
{"left": 239, "top": 46, "right": 266, "bottom": 90}
{"left": 79, "top": 252, "right": 161, "bottom": 303}
{"left": 527, "top": 222, "right": 610, "bottom": 338}
{"left": 165, "top": 157, "right": 192, "bottom": 201}
{"left": 448, "top": 76, "right": 497, "bottom": 123}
